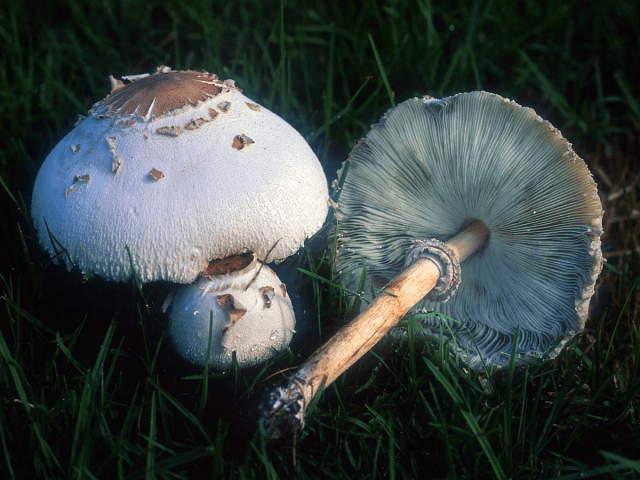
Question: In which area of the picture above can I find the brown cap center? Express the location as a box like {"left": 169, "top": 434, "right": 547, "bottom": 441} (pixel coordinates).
{"left": 103, "top": 71, "right": 225, "bottom": 120}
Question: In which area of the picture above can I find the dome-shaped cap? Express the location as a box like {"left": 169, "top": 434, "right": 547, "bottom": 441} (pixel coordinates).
{"left": 31, "top": 68, "right": 328, "bottom": 283}
{"left": 168, "top": 253, "right": 295, "bottom": 368}
{"left": 334, "top": 91, "right": 604, "bottom": 369}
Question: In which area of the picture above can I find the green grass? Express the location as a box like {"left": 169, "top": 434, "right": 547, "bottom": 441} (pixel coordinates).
{"left": 1, "top": 0, "right": 639, "bottom": 478}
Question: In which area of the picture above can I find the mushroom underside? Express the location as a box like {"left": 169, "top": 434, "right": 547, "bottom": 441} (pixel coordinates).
{"left": 334, "top": 92, "right": 603, "bottom": 369}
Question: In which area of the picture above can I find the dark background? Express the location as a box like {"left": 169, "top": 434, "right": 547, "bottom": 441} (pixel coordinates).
{"left": 1, "top": 0, "right": 639, "bottom": 477}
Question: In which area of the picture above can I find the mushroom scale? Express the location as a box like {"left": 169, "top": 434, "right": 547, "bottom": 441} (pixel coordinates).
{"left": 334, "top": 91, "right": 604, "bottom": 369}
{"left": 31, "top": 68, "right": 329, "bottom": 284}
{"left": 168, "top": 255, "right": 295, "bottom": 368}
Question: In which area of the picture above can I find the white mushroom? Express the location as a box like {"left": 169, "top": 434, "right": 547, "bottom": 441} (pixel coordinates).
{"left": 31, "top": 67, "right": 329, "bottom": 284}
{"left": 31, "top": 67, "right": 329, "bottom": 368}
{"left": 168, "top": 252, "right": 295, "bottom": 368}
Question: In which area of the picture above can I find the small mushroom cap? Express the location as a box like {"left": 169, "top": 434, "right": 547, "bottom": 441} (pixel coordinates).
{"left": 168, "top": 258, "right": 295, "bottom": 369}
{"left": 31, "top": 68, "right": 328, "bottom": 283}
{"left": 334, "top": 91, "right": 604, "bottom": 370}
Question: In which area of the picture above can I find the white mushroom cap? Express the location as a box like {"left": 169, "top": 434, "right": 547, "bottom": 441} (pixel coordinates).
{"left": 334, "top": 91, "right": 604, "bottom": 370}
{"left": 168, "top": 253, "right": 295, "bottom": 368}
{"left": 31, "top": 68, "right": 328, "bottom": 283}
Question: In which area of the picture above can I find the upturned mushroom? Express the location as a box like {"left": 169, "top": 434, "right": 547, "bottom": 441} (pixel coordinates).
{"left": 260, "top": 91, "right": 604, "bottom": 437}
{"left": 31, "top": 67, "right": 329, "bottom": 368}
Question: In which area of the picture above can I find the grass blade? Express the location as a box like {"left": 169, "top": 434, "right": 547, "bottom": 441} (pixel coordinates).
{"left": 424, "top": 357, "right": 506, "bottom": 479}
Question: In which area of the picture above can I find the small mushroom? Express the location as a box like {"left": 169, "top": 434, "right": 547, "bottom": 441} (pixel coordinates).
{"left": 260, "top": 91, "right": 604, "bottom": 438}
{"left": 168, "top": 253, "right": 295, "bottom": 368}
{"left": 31, "top": 67, "right": 329, "bottom": 368}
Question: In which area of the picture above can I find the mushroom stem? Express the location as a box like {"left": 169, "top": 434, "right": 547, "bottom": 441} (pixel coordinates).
{"left": 445, "top": 220, "right": 490, "bottom": 263}
{"left": 261, "top": 219, "right": 489, "bottom": 439}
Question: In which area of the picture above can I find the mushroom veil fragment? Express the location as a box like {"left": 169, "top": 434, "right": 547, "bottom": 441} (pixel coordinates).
{"left": 31, "top": 67, "right": 329, "bottom": 368}
{"left": 260, "top": 91, "right": 603, "bottom": 438}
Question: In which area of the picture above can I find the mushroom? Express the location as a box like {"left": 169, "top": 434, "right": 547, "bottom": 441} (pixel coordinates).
{"left": 168, "top": 252, "right": 296, "bottom": 368}
{"left": 31, "top": 67, "right": 329, "bottom": 367}
{"left": 260, "top": 91, "right": 604, "bottom": 438}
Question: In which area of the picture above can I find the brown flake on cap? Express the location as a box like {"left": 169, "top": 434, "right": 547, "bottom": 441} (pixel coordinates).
{"left": 217, "top": 294, "right": 247, "bottom": 323}
{"left": 217, "top": 101, "right": 231, "bottom": 113}
{"left": 108, "top": 75, "right": 125, "bottom": 93}
{"left": 106, "top": 136, "right": 122, "bottom": 174}
{"left": 101, "top": 70, "right": 229, "bottom": 120}
{"left": 259, "top": 286, "right": 276, "bottom": 308}
{"left": 203, "top": 252, "right": 254, "bottom": 276}
{"left": 184, "top": 117, "right": 208, "bottom": 130}
{"left": 64, "top": 174, "right": 91, "bottom": 198}
{"left": 156, "top": 125, "right": 183, "bottom": 137}
{"left": 115, "top": 117, "right": 136, "bottom": 128}
{"left": 246, "top": 102, "right": 261, "bottom": 111}
{"left": 149, "top": 168, "right": 165, "bottom": 181}
{"left": 232, "top": 134, "right": 255, "bottom": 150}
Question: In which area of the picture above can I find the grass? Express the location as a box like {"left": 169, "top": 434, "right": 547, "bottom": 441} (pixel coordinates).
{"left": 1, "top": 0, "right": 639, "bottom": 478}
